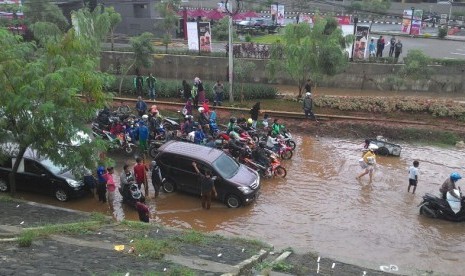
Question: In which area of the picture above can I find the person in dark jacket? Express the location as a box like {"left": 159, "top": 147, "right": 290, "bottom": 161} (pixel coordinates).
{"left": 134, "top": 74, "right": 144, "bottom": 96}
{"left": 182, "top": 80, "right": 191, "bottom": 100}
{"left": 249, "top": 102, "right": 261, "bottom": 128}
{"left": 304, "top": 79, "right": 312, "bottom": 94}
{"left": 146, "top": 73, "right": 157, "bottom": 101}
{"left": 303, "top": 92, "right": 316, "bottom": 121}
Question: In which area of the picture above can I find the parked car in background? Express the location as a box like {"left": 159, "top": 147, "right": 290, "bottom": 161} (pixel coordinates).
{"left": 155, "top": 141, "right": 260, "bottom": 208}
{"left": 0, "top": 147, "right": 88, "bottom": 201}
{"left": 236, "top": 18, "right": 280, "bottom": 33}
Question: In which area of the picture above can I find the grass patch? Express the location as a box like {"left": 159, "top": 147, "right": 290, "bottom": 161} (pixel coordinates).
{"left": 171, "top": 230, "right": 205, "bottom": 245}
{"left": 0, "top": 194, "right": 15, "bottom": 202}
{"left": 133, "top": 237, "right": 176, "bottom": 259}
{"left": 272, "top": 261, "right": 294, "bottom": 272}
{"left": 90, "top": 212, "right": 109, "bottom": 223}
{"left": 17, "top": 220, "right": 104, "bottom": 247}
{"left": 250, "top": 34, "right": 283, "bottom": 44}
{"left": 166, "top": 266, "right": 197, "bottom": 276}
{"left": 119, "top": 219, "right": 153, "bottom": 230}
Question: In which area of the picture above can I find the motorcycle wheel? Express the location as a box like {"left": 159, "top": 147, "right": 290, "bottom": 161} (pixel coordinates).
{"left": 287, "top": 140, "right": 297, "bottom": 150}
{"left": 274, "top": 166, "right": 287, "bottom": 178}
{"left": 124, "top": 145, "right": 134, "bottom": 155}
{"left": 420, "top": 205, "right": 437, "bottom": 218}
{"left": 149, "top": 145, "right": 159, "bottom": 158}
{"left": 280, "top": 150, "right": 293, "bottom": 160}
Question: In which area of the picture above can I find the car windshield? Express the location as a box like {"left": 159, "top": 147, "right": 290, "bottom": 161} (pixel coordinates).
{"left": 40, "top": 158, "right": 67, "bottom": 175}
{"left": 212, "top": 154, "right": 239, "bottom": 179}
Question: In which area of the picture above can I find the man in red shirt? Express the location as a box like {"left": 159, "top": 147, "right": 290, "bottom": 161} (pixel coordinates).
{"left": 133, "top": 157, "right": 148, "bottom": 197}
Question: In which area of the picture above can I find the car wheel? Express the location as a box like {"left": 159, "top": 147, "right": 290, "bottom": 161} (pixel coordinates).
{"left": 149, "top": 146, "right": 159, "bottom": 158}
{"left": 0, "top": 179, "right": 9, "bottom": 192}
{"left": 55, "top": 188, "right": 69, "bottom": 202}
{"left": 274, "top": 166, "right": 287, "bottom": 178}
{"left": 162, "top": 181, "right": 176, "bottom": 193}
{"left": 287, "top": 140, "right": 296, "bottom": 150}
{"left": 281, "top": 150, "right": 293, "bottom": 160}
{"left": 226, "top": 194, "right": 241, "bottom": 208}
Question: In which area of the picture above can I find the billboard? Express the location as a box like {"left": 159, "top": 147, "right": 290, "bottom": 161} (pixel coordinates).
{"left": 402, "top": 9, "right": 423, "bottom": 35}
{"left": 187, "top": 22, "right": 199, "bottom": 51}
{"left": 354, "top": 25, "right": 370, "bottom": 59}
{"left": 198, "top": 22, "right": 212, "bottom": 52}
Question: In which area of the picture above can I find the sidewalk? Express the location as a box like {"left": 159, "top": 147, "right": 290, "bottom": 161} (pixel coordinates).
{"left": 0, "top": 197, "right": 398, "bottom": 275}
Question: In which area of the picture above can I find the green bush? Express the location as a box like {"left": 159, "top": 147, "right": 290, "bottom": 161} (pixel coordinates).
{"left": 313, "top": 95, "right": 465, "bottom": 120}
{"left": 106, "top": 76, "right": 277, "bottom": 100}
{"left": 438, "top": 27, "right": 447, "bottom": 39}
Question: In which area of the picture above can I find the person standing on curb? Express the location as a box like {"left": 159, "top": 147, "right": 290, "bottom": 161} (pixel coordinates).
{"left": 368, "top": 39, "right": 376, "bottom": 58}
{"left": 304, "top": 79, "right": 312, "bottom": 94}
{"left": 146, "top": 73, "right": 157, "bottom": 101}
{"left": 133, "top": 73, "right": 144, "bottom": 96}
{"left": 135, "top": 96, "right": 147, "bottom": 117}
{"left": 134, "top": 157, "right": 149, "bottom": 197}
{"left": 376, "top": 36, "right": 385, "bottom": 57}
{"left": 249, "top": 102, "right": 261, "bottom": 128}
{"left": 388, "top": 36, "right": 396, "bottom": 57}
{"left": 408, "top": 160, "right": 419, "bottom": 194}
{"left": 303, "top": 92, "right": 317, "bottom": 121}
{"left": 213, "top": 80, "right": 224, "bottom": 106}
{"left": 394, "top": 39, "right": 403, "bottom": 62}
{"left": 192, "top": 162, "right": 217, "bottom": 210}
{"left": 103, "top": 167, "right": 116, "bottom": 212}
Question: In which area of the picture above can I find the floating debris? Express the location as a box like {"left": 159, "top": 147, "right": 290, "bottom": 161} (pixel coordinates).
{"left": 20, "top": 221, "right": 24, "bottom": 225}
{"left": 241, "top": 248, "right": 245, "bottom": 253}
{"left": 114, "top": 245, "right": 125, "bottom": 251}
{"left": 217, "top": 253, "right": 222, "bottom": 257}
{"left": 16, "top": 205, "right": 20, "bottom": 208}
{"left": 332, "top": 263, "right": 335, "bottom": 269}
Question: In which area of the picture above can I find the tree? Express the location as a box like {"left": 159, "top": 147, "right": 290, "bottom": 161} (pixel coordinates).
{"left": 267, "top": 19, "right": 350, "bottom": 98}
{"left": 106, "top": 7, "right": 122, "bottom": 51}
{"left": 0, "top": 28, "right": 111, "bottom": 197}
{"left": 399, "top": 50, "right": 433, "bottom": 80}
{"left": 23, "top": 0, "right": 69, "bottom": 32}
{"left": 234, "top": 60, "right": 256, "bottom": 103}
{"left": 118, "top": 32, "right": 155, "bottom": 94}
{"left": 156, "top": 0, "right": 180, "bottom": 53}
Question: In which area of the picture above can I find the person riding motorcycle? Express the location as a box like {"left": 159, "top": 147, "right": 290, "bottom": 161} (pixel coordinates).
{"left": 440, "top": 172, "right": 462, "bottom": 200}
{"left": 252, "top": 142, "right": 271, "bottom": 167}
{"left": 228, "top": 138, "right": 246, "bottom": 158}
{"left": 198, "top": 107, "right": 209, "bottom": 129}
{"left": 194, "top": 125, "right": 206, "bottom": 144}
{"left": 271, "top": 118, "right": 284, "bottom": 137}
{"left": 227, "top": 117, "right": 237, "bottom": 134}
{"left": 181, "top": 115, "right": 194, "bottom": 136}
{"left": 229, "top": 127, "right": 246, "bottom": 142}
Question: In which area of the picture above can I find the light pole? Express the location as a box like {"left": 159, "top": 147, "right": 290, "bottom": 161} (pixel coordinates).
{"left": 448, "top": 0, "right": 453, "bottom": 23}
{"left": 225, "top": 0, "right": 242, "bottom": 103}
{"left": 350, "top": 16, "right": 358, "bottom": 61}
{"left": 409, "top": 7, "right": 415, "bottom": 35}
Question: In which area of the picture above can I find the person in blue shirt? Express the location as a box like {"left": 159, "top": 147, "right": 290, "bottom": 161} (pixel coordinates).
{"left": 194, "top": 126, "right": 206, "bottom": 144}
{"left": 135, "top": 96, "right": 147, "bottom": 117}
{"left": 368, "top": 39, "right": 376, "bottom": 58}
{"left": 138, "top": 121, "right": 149, "bottom": 152}
{"left": 96, "top": 166, "right": 107, "bottom": 203}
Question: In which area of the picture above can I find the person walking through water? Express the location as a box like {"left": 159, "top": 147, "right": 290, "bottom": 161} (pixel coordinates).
{"left": 192, "top": 161, "right": 217, "bottom": 210}
{"left": 357, "top": 144, "right": 378, "bottom": 182}
{"left": 408, "top": 160, "right": 419, "bottom": 194}
{"left": 303, "top": 92, "right": 317, "bottom": 121}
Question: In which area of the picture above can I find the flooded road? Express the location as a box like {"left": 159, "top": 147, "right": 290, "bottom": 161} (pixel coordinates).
{"left": 14, "top": 136, "right": 465, "bottom": 275}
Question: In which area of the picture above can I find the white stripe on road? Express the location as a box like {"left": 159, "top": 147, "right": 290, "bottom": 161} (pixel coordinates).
{"left": 451, "top": 52, "right": 465, "bottom": 55}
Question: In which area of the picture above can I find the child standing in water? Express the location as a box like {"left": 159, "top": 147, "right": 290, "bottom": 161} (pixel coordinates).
{"left": 408, "top": 160, "right": 419, "bottom": 194}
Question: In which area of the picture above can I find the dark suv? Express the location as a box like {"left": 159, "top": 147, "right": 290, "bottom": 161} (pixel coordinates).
{"left": 155, "top": 141, "right": 260, "bottom": 208}
{"left": 0, "top": 149, "right": 88, "bottom": 201}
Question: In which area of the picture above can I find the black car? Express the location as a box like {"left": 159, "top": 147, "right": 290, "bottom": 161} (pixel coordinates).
{"left": 155, "top": 141, "right": 260, "bottom": 208}
{"left": 0, "top": 149, "right": 88, "bottom": 201}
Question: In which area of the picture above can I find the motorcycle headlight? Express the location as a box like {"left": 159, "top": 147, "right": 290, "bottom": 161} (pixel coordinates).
{"left": 238, "top": 186, "right": 253, "bottom": 195}
{"left": 66, "top": 178, "right": 81, "bottom": 188}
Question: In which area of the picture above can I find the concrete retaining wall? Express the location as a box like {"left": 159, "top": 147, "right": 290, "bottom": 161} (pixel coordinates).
{"left": 101, "top": 51, "right": 465, "bottom": 93}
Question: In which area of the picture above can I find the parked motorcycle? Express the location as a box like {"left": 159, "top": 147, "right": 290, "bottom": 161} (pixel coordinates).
{"left": 238, "top": 148, "right": 286, "bottom": 178}
{"left": 93, "top": 126, "right": 136, "bottom": 155}
{"left": 267, "top": 139, "right": 293, "bottom": 160}
{"left": 119, "top": 183, "right": 144, "bottom": 208}
{"left": 281, "top": 129, "right": 296, "bottom": 150}
{"left": 418, "top": 190, "right": 465, "bottom": 222}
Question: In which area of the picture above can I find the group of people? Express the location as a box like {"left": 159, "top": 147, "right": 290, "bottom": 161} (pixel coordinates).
{"left": 368, "top": 35, "right": 403, "bottom": 60}
{"left": 133, "top": 73, "right": 157, "bottom": 101}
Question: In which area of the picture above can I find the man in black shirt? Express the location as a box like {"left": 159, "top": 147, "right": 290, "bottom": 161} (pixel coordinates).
{"left": 192, "top": 162, "right": 217, "bottom": 209}
{"left": 304, "top": 79, "right": 312, "bottom": 94}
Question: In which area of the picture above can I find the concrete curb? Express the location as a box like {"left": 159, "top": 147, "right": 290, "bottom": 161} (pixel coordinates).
{"left": 222, "top": 248, "right": 270, "bottom": 276}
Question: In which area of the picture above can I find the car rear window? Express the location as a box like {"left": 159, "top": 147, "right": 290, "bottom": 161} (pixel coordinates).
{"left": 212, "top": 154, "right": 239, "bottom": 179}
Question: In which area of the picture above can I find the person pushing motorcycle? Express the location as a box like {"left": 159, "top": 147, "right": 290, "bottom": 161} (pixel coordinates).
{"left": 440, "top": 172, "right": 462, "bottom": 200}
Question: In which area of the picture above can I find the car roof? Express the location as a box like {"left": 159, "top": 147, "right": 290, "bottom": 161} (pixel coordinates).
{"left": 157, "top": 141, "right": 224, "bottom": 164}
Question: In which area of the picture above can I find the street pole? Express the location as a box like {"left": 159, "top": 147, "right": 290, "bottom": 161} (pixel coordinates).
{"left": 409, "top": 7, "right": 415, "bottom": 35}
{"left": 228, "top": 15, "right": 233, "bottom": 102}
{"left": 350, "top": 17, "right": 358, "bottom": 61}
{"left": 448, "top": 1, "right": 453, "bottom": 23}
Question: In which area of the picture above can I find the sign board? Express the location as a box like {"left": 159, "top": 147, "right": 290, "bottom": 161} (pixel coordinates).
{"left": 271, "top": 4, "right": 285, "bottom": 25}
{"left": 198, "top": 22, "right": 212, "bottom": 53}
{"left": 401, "top": 9, "right": 423, "bottom": 35}
{"left": 187, "top": 22, "right": 199, "bottom": 51}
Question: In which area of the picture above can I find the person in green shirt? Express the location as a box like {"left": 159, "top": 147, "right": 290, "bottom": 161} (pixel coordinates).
{"left": 146, "top": 73, "right": 157, "bottom": 101}
{"left": 271, "top": 118, "right": 283, "bottom": 137}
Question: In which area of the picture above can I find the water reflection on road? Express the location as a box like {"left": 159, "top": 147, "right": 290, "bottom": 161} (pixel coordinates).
{"left": 15, "top": 135, "right": 465, "bottom": 275}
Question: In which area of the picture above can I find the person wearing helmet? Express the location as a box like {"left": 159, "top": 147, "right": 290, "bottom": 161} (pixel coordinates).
{"left": 249, "top": 102, "right": 261, "bottom": 128}
{"left": 151, "top": 160, "right": 164, "bottom": 198}
{"left": 303, "top": 92, "right": 316, "bottom": 121}
{"left": 197, "top": 107, "right": 209, "bottom": 130}
{"left": 440, "top": 172, "right": 462, "bottom": 200}
{"left": 181, "top": 115, "right": 194, "bottom": 136}
{"left": 227, "top": 117, "right": 237, "bottom": 134}
{"left": 138, "top": 121, "right": 149, "bottom": 153}
{"left": 357, "top": 144, "right": 378, "bottom": 181}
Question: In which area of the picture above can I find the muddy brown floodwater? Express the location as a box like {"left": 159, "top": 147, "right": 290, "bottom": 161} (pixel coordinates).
{"left": 14, "top": 135, "right": 465, "bottom": 275}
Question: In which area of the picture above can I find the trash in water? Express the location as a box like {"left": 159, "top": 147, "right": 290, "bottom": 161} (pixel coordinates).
{"left": 20, "top": 221, "right": 24, "bottom": 225}
{"left": 16, "top": 205, "right": 20, "bottom": 208}
{"left": 128, "top": 246, "right": 135, "bottom": 254}
{"left": 363, "top": 271, "right": 366, "bottom": 276}
{"left": 98, "top": 232, "right": 101, "bottom": 235}
{"left": 317, "top": 256, "right": 320, "bottom": 263}
{"left": 241, "top": 248, "right": 245, "bottom": 252}
{"left": 129, "top": 240, "right": 134, "bottom": 243}
{"left": 332, "top": 263, "right": 335, "bottom": 269}
{"left": 114, "top": 245, "right": 125, "bottom": 251}
{"left": 163, "top": 268, "right": 167, "bottom": 272}
{"left": 217, "top": 253, "right": 222, "bottom": 257}
{"left": 124, "top": 273, "right": 130, "bottom": 276}
{"left": 156, "top": 229, "right": 159, "bottom": 233}
{"left": 144, "top": 234, "right": 148, "bottom": 238}
{"left": 317, "top": 263, "right": 320, "bottom": 274}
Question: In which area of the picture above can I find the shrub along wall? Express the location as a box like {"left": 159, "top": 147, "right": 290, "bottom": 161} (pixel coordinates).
{"left": 107, "top": 76, "right": 277, "bottom": 100}
{"left": 313, "top": 96, "right": 465, "bottom": 120}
